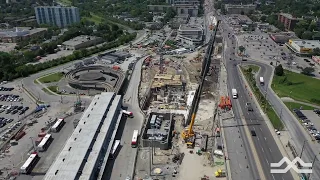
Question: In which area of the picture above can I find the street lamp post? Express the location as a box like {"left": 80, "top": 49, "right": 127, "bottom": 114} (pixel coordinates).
{"left": 307, "top": 155, "right": 318, "bottom": 179}
{"left": 300, "top": 140, "right": 307, "bottom": 158}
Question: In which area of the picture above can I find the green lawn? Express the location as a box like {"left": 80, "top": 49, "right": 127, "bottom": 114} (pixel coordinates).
{"left": 38, "top": 72, "right": 64, "bottom": 83}
{"left": 241, "top": 66, "right": 284, "bottom": 130}
{"left": 42, "top": 88, "right": 54, "bottom": 95}
{"left": 284, "top": 102, "right": 316, "bottom": 111}
{"left": 47, "top": 86, "right": 59, "bottom": 93}
{"left": 83, "top": 13, "right": 103, "bottom": 24}
{"left": 272, "top": 70, "right": 320, "bottom": 105}
{"left": 246, "top": 65, "right": 260, "bottom": 73}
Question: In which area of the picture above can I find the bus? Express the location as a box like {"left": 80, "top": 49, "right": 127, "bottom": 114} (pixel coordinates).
{"left": 109, "top": 140, "right": 121, "bottom": 159}
{"left": 51, "top": 118, "right": 65, "bottom": 132}
{"left": 20, "top": 153, "right": 39, "bottom": 174}
{"left": 37, "top": 134, "right": 53, "bottom": 152}
{"left": 131, "top": 130, "right": 139, "bottom": 148}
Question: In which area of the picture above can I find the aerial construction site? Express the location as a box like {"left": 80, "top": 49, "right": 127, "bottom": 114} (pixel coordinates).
{"left": 134, "top": 21, "right": 227, "bottom": 180}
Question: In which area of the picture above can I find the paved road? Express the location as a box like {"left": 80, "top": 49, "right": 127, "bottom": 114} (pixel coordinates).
{"left": 220, "top": 14, "right": 294, "bottom": 180}
{"left": 102, "top": 56, "right": 145, "bottom": 180}
{"left": 247, "top": 60, "right": 320, "bottom": 180}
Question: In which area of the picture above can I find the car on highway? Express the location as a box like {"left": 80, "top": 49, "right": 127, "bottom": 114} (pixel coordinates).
{"left": 245, "top": 102, "right": 253, "bottom": 111}
{"left": 251, "top": 130, "right": 256, "bottom": 136}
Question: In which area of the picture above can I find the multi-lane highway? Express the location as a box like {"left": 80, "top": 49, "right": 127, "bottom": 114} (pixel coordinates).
{"left": 219, "top": 14, "right": 295, "bottom": 180}
{"left": 249, "top": 60, "right": 320, "bottom": 180}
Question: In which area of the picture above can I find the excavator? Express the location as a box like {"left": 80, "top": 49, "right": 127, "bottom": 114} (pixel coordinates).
{"left": 181, "top": 20, "right": 221, "bottom": 148}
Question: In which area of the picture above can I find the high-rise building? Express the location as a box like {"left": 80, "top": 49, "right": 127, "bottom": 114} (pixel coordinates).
{"left": 277, "top": 13, "right": 300, "bottom": 31}
{"left": 34, "top": 6, "right": 80, "bottom": 28}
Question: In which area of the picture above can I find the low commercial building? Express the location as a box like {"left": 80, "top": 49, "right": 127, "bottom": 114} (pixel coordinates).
{"left": 278, "top": 13, "right": 301, "bottom": 31}
{"left": 141, "top": 112, "right": 173, "bottom": 150}
{"left": 147, "top": 5, "right": 171, "bottom": 13}
{"left": 62, "top": 35, "right": 103, "bottom": 50}
{"left": 177, "top": 24, "right": 204, "bottom": 46}
{"left": 110, "top": 51, "right": 131, "bottom": 60}
{"left": 286, "top": 39, "right": 320, "bottom": 55}
{"left": 269, "top": 33, "right": 296, "bottom": 44}
{"left": 0, "top": 27, "right": 47, "bottom": 43}
{"left": 101, "top": 55, "right": 119, "bottom": 64}
{"left": 44, "top": 92, "right": 123, "bottom": 180}
{"left": 225, "top": 4, "right": 256, "bottom": 14}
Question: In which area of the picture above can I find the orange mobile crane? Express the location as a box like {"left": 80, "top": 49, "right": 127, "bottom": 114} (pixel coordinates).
{"left": 181, "top": 20, "right": 221, "bottom": 148}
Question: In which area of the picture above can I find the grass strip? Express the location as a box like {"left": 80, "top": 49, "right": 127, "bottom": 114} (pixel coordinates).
{"left": 241, "top": 65, "right": 284, "bottom": 130}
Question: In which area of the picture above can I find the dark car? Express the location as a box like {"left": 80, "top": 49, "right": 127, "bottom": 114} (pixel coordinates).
{"left": 251, "top": 130, "right": 256, "bottom": 136}
{"left": 11, "top": 109, "right": 18, "bottom": 114}
{"left": 246, "top": 102, "right": 253, "bottom": 111}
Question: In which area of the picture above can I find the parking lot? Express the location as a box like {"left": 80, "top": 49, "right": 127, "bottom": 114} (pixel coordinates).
{"left": 236, "top": 33, "right": 320, "bottom": 75}
{"left": 293, "top": 108, "right": 320, "bottom": 141}
{"left": 0, "top": 85, "right": 35, "bottom": 144}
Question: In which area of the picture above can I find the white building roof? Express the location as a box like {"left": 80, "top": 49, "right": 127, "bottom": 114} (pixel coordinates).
{"left": 291, "top": 39, "right": 320, "bottom": 49}
{"left": 44, "top": 92, "right": 121, "bottom": 180}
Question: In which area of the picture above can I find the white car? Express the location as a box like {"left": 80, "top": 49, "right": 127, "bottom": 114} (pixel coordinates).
{"left": 275, "top": 129, "right": 280, "bottom": 135}
{"left": 125, "top": 177, "right": 131, "bottom": 180}
{"left": 292, "top": 62, "right": 297, "bottom": 65}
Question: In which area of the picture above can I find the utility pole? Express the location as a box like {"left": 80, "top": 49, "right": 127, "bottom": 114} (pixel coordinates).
{"left": 307, "top": 155, "right": 317, "bottom": 180}
{"left": 300, "top": 140, "right": 307, "bottom": 158}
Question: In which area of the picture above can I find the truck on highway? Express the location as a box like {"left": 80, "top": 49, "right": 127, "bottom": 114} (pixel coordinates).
{"left": 259, "top": 77, "right": 264, "bottom": 86}
{"left": 122, "top": 110, "right": 133, "bottom": 118}
{"left": 232, "top": 89, "right": 238, "bottom": 99}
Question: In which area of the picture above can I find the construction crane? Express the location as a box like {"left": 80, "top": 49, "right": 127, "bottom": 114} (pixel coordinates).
{"left": 181, "top": 20, "right": 221, "bottom": 148}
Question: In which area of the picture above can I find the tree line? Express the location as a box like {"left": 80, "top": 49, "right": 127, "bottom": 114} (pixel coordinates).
{"left": 0, "top": 32, "right": 136, "bottom": 81}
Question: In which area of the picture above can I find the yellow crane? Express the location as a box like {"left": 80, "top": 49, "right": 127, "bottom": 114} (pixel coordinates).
{"left": 181, "top": 20, "right": 221, "bottom": 148}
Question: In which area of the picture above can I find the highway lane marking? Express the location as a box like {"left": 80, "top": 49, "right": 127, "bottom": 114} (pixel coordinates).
{"left": 264, "top": 137, "right": 267, "bottom": 141}
{"left": 261, "top": 147, "right": 264, "bottom": 152}
{"left": 282, "top": 177, "right": 285, "bottom": 180}
{"left": 269, "top": 148, "right": 272, "bottom": 152}
{"left": 257, "top": 137, "right": 259, "bottom": 140}
{"left": 260, "top": 128, "right": 263, "bottom": 131}
{"left": 271, "top": 174, "right": 276, "bottom": 180}
{"left": 266, "top": 158, "right": 269, "bottom": 164}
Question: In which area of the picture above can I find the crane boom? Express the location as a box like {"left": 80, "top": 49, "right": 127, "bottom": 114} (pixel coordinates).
{"left": 182, "top": 20, "right": 221, "bottom": 147}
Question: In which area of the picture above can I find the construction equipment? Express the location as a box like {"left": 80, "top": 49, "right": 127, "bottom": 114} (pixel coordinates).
{"left": 215, "top": 169, "right": 226, "bottom": 177}
{"left": 181, "top": 20, "right": 221, "bottom": 148}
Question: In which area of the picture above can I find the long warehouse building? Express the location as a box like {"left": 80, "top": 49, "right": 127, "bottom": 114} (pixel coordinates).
{"left": 44, "top": 92, "right": 123, "bottom": 180}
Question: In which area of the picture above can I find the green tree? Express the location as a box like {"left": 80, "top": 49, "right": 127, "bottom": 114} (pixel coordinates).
{"left": 275, "top": 64, "right": 284, "bottom": 76}
{"left": 313, "top": 47, "right": 320, "bottom": 56}
{"left": 294, "top": 28, "right": 306, "bottom": 38}
{"left": 308, "top": 21, "right": 318, "bottom": 31}
{"left": 260, "top": 15, "right": 267, "bottom": 22}
{"left": 238, "top": 46, "right": 246, "bottom": 55}
{"left": 302, "top": 31, "right": 314, "bottom": 40}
